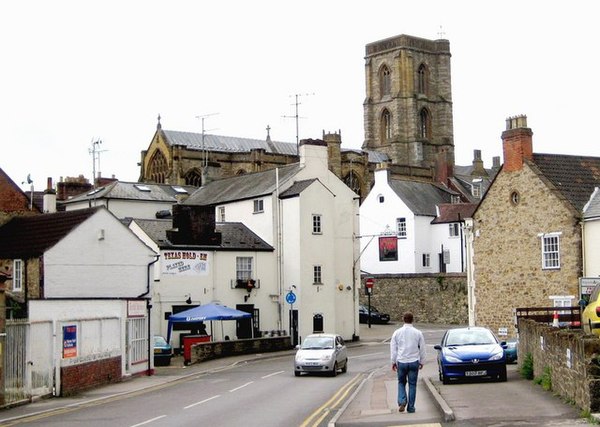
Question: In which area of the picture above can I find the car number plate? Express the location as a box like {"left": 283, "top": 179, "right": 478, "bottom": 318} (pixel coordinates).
{"left": 304, "top": 362, "right": 319, "bottom": 366}
{"left": 154, "top": 349, "right": 161, "bottom": 354}
{"left": 465, "top": 370, "right": 487, "bottom": 376}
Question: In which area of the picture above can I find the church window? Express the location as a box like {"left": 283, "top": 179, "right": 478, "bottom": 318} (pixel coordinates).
{"left": 148, "top": 151, "right": 168, "bottom": 184}
{"left": 343, "top": 171, "right": 361, "bottom": 195}
{"left": 419, "top": 108, "right": 431, "bottom": 139}
{"left": 417, "top": 63, "right": 429, "bottom": 95}
{"left": 184, "top": 169, "right": 202, "bottom": 187}
{"left": 380, "top": 65, "right": 391, "bottom": 97}
{"left": 381, "top": 109, "right": 392, "bottom": 141}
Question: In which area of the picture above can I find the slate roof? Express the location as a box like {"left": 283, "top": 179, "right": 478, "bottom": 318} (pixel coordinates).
{"left": 279, "top": 179, "right": 319, "bottom": 199}
{"left": 183, "top": 163, "right": 301, "bottom": 206}
{"left": 388, "top": 180, "right": 458, "bottom": 216}
{"left": 532, "top": 153, "right": 600, "bottom": 212}
{"left": 431, "top": 203, "right": 478, "bottom": 224}
{"left": 161, "top": 130, "right": 389, "bottom": 164}
{"left": 133, "top": 218, "right": 273, "bottom": 251}
{"left": 0, "top": 207, "right": 101, "bottom": 258}
{"left": 62, "top": 181, "right": 198, "bottom": 204}
{"left": 583, "top": 188, "right": 600, "bottom": 220}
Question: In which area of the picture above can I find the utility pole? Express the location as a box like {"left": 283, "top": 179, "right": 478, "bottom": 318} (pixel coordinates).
{"left": 283, "top": 93, "right": 314, "bottom": 156}
{"left": 195, "top": 113, "right": 219, "bottom": 168}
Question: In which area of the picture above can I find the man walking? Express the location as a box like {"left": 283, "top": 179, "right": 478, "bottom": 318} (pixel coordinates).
{"left": 390, "top": 312, "right": 426, "bottom": 413}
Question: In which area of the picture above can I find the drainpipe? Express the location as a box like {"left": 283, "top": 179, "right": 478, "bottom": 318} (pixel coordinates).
{"left": 139, "top": 255, "right": 160, "bottom": 375}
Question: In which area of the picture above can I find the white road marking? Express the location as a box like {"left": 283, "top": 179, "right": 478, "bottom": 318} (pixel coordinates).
{"left": 261, "top": 371, "right": 284, "bottom": 379}
{"left": 350, "top": 352, "right": 384, "bottom": 359}
{"left": 130, "top": 415, "right": 166, "bottom": 426}
{"left": 229, "top": 381, "right": 253, "bottom": 392}
{"left": 184, "top": 394, "right": 221, "bottom": 409}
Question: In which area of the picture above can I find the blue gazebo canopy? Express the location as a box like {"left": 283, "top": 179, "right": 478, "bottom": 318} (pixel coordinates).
{"left": 166, "top": 303, "right": 251, "bottom": 342}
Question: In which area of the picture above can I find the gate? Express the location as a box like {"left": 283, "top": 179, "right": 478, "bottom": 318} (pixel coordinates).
{"left": 4, "top": 320, "right": 54, "bottom": 406}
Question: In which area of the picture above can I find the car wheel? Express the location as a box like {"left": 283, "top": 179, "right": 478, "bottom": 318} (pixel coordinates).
{"left": 341, "top": 359, "right": 348, "bottom": 373}
{"left": 294, "top": 371, "right": 301, "bottom": 377}
{"left": 330, "top": 362, "right": 338, "bottom": 377}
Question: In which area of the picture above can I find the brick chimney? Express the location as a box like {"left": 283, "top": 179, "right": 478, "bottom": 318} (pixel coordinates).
{"left": 502, "top": 115, "right": 533, "bottom": 172}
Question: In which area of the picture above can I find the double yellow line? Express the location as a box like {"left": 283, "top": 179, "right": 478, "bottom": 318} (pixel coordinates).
{"left": 299, "top": 373, "right": 364, "bottom": 427}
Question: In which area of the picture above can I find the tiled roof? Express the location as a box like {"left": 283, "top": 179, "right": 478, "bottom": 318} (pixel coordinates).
{"left": 279, "top": 179, "right": 319, "bottom": 199}
{"left": 431, "top": 203, "right": 478, "bottom": 224}
{"left": 532, "top": 153, "right": 600, "bottom": 212}
{"left": 133, "top": 218, "right": 273, "bottom": 251}
{"left": 62, "top": 181, "right": 198, "bottom": 204}
{"left": 183, "top": 163, "right": 301, "bottom": 206}
{"left": 0, "top": 207, "right": 101, "bottom": 258}
{"left": 388, "top": 180, "right": 458, "bottom": 216}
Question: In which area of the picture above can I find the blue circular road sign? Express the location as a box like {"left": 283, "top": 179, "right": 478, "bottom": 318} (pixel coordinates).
{"left": 286, "top": 291, "right": 297, "bottom": 304}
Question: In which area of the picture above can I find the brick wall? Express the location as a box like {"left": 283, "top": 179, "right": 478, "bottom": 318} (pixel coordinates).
{"left": 359, "top": 273, "right": 468, "bottom": 325}
{"left": 60, "top": 356, "right": 122, "bottom": 396}
{"left": 519, "top": 319, "right": 600, "bottom": 412}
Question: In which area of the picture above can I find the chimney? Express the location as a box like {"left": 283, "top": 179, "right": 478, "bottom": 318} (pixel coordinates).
{"left": 492, "top": 156, "right": 501, "bottom": 170}
{"left": 323, "top": 131, "right": 342, "bottom": 178}
{"left": 470, "top": 150, "right": 488, "bottom": 177}
{"left": 502, "top": 115, "right": 533, "bottom": 172}
{"left": 299, "top": 139, "right": 328, "bottom": 172}
{"left": 43, "top": 177, "right": 57, "bottom": 213}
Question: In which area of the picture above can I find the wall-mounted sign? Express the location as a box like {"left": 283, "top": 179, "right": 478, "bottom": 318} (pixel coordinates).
{"left": 63, "top": 325, "right": 77, "bottom": 358}
{"left": 128, "top": 300, "right": 146, "bottom": 317}
{"left": 161, "top": 250, "right": 209, "bottom": 276}
{"left": 379, "top": 236, "right": 398, "bottom": 261}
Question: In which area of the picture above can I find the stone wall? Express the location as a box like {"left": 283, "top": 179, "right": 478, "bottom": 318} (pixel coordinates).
{"left": 190, "top": 336, "right": 292, "bottom": 364}
{"left": 359, "top": 273, "right": 468, "bottom": 325}
{"left": 519, "top": 318, "right": 600, "bottom": 412}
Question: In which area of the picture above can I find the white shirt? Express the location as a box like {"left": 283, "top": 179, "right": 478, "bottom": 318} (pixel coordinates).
{"left": 390, "top": 323, "right": 426, "bottom": 364}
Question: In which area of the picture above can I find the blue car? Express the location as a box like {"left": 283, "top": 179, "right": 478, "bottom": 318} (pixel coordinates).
{"left": 504, "top": 338, "right": 518, "bottom": 363}
{"left": 434, "top": 326, "right": 507, "bottom": 384}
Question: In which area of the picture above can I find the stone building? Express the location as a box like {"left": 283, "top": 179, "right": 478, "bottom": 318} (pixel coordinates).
{"left": 137, "top": 34, "right": 457, "bottom": 200}
{"left": 469, "top": 115, "right": 600, "bottom": 338}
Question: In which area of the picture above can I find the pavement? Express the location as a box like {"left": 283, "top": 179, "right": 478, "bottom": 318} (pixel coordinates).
{"left": 0, "top": 322, "right": 451, "bottom": 426}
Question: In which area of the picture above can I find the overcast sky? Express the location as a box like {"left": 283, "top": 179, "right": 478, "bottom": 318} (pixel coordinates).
{"left": 3, "top": 1, "right": 598, "bottom": 191}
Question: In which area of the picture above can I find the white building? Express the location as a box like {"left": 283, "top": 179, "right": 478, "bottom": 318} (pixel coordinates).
{"left": 360, "top": 166, "right": 475, "bottom": 275}
{"left": 182, "top": 140, "right": 361, "bottom": 343}
{"left": 0, "top": 206, "right": 157, "bottom": 397}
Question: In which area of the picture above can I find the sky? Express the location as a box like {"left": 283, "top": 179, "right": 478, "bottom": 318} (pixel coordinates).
{"left": 3, "top": 1, "right": 599, "bottom": 192}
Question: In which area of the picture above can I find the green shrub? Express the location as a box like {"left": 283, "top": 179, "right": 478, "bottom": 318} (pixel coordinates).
{"left": 520, "top": 352, "right": 534, "bottom": 380}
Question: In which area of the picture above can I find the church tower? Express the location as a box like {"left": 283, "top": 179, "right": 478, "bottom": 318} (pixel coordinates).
{"left": 363, "top": 34, "right": 454, "bottom": 181}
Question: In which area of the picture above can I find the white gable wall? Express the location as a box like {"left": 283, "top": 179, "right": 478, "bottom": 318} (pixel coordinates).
{"left": 584, "top": 218, "right": 600, "bottom": 277}
{"left": 44, "top": 208, "right": 157, "bottom": 298}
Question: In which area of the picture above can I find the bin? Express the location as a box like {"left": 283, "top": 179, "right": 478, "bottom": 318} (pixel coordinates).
{"left": 183, "top": 335, "right": 211, "bottom": 365}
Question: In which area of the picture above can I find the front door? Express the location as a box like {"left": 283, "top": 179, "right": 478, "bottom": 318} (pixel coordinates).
{"left": 236, "top": 304, "right": 254, "bottom": 339}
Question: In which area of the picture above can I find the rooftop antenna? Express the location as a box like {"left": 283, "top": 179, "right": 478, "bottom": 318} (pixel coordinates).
{"left": 283, "top": 93, "right": 314, "bottom": 156}
{"left": 21, "top": 174, "right": 34, "bottom": 210}
{"left": 437, "top": 25, "right": 446, "bottom": 39}
{"left": 89, "top": 138, "right": 107, "bottom": 189}
{"left": 195, "top": 113, "right": 219, "bottom": 167}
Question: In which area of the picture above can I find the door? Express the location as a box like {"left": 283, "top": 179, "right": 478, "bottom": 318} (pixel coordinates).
{"left": 236, "top": 304, "right": 254, "bottom": 339}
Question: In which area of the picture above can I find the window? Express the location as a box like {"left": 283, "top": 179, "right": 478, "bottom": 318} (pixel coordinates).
{"left": 541, "top": 233, "right": 560, "bottom": 269}
{"left": 134, "top": 184, "right": 151, "bottom": 192}
{"left": 378, "top": 194, "right": 385, "bottom": 203}
{"left": 313, "top": 265, "right": 322, "bottom": 284}
{"left": 13, "top": 259, "right": 23, "bottom": 291}
{"left": 381, "top": 109, "right": 392, "bottom": 141}
{"left": 419, "top": 108, "right": 430, "bottom": 139}
{"left": 218, "top": 206, "right": 225, "bottom": 222}
{"left": 449, "top": 223, "right": 460, "bottom": 237}
{"left": 312, "top": 214, "right": 322, "bottom": 234}
{"left": 550, "top": 295, "right": 574, "bottom": 309}
{"left": 343, "top": 171, "right": 361, "bottom": 195}
{"left": 129, "top": 318, "right": 148, "bottom": 366}
{"left": 417, "top": 63, "right": 428, "bottom": 94}
{"left": 380, "top": 65, "right": 391, "bottom": 97}
{"left": 396, "top": 218, "right": 407, "bottom": 238}
{"left": 253, "top": 199, "right": 264, "bottom": 213}
{"left": 472, "top": 183, "right": 481, "bottom": 198}
{"left": 184, "top": 170, "right": 202, "bottom": 187}
{"left": 422, "top": 253, "right": 430, "bottom": 267}
{"left": 451, "top": 195, "right": 461, "bottom": 204}
{"left": 236, "top": 257, "right": 253, "bottom": 281}
{"left": 148, "top": 150, "right": 168, "bottom": 183}
{"left": 511, "top": 191, "right": 520, "bottom": 205}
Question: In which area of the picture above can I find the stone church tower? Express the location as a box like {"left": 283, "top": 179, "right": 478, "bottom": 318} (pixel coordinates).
{"left": 363, "top": 34, "right": 454, "bottom": 182}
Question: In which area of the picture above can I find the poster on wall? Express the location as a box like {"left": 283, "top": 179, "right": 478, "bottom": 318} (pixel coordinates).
{"left": 161, "top": 250, "right": 209, "bottom": 276}
{"left": 63, "top": 325, "right": 77, "bottom": 358}
{"left": 379, "top": 236, "right": 398, "bottom": 261}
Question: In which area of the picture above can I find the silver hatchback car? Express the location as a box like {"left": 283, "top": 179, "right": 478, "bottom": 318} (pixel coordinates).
{"left": 294, "top": 333, "right": 348, "bottom": 377}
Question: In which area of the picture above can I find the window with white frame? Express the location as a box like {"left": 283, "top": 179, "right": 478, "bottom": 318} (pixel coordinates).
{"left": 550, "top": 295, "right": 574, "bottom": 309}
{"left": 312, "top": 214, "right": 322, "bottom": 234}
{"left": 236, "top": 257, "right": 253, "bottom": 280}
{"left": 218, "top": 206, "right": 226, "bottom": 222}
{"left": 13, "top": 259, "right": 23, "bottom": 292}
{"left": 422, "top": 253, "right": 430, "bottom": 268}
{"left": 541, "top": 233, "right": 560, "bottom": 269}
{"left": 396, "top": 218, "right": 407, "bottom": 238}
{"left": 253, "top": 199, "right": 264, "bottom": 213}
{"left": 313, "top": 265, "right": 322, "bottom": 284}
{"left": 449, "top": 223, "right": 460, "bottom": 237}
